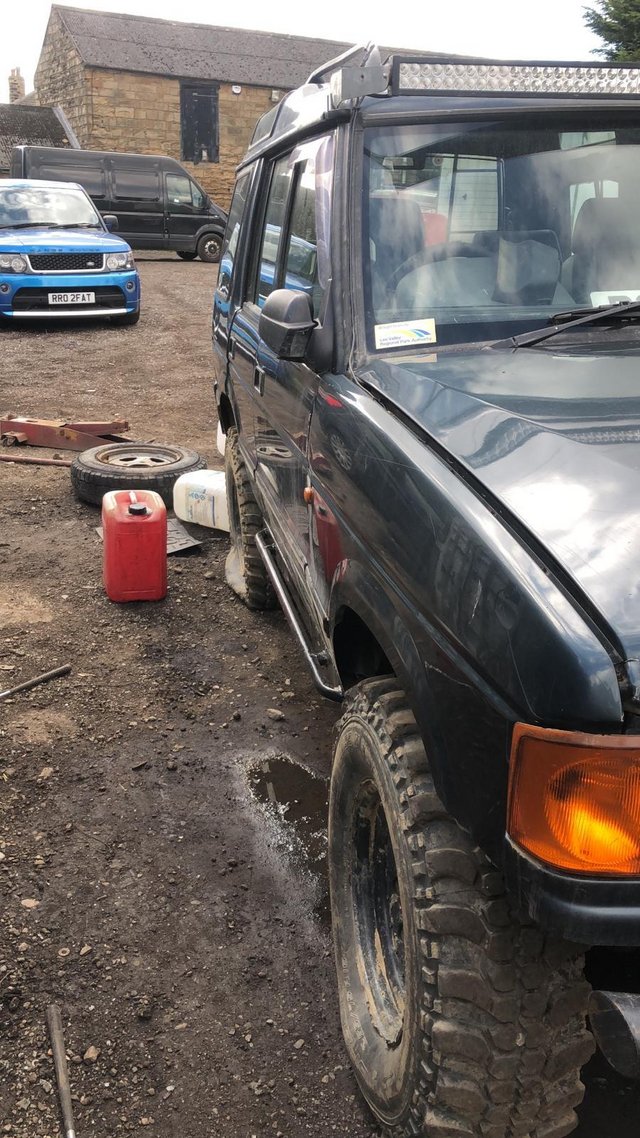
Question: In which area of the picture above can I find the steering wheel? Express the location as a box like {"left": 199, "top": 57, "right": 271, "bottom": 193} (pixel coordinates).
{"left": 386, "top": 241, "right": 488, "bottom": 293}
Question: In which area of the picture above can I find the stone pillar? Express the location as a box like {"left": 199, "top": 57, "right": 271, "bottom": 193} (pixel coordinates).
{"left": 9, "top": 68, "right": 25, "bottom": 103}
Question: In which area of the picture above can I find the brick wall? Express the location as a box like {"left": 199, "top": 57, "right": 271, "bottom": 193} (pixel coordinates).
{"left": 35, "top": 9, "right": 91, "bottom": 145}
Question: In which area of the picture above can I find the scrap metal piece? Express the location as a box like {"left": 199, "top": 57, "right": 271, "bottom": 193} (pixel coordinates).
{"left": 46, "top": 1005, "right": 77, "bottom": 1138}
{"left": 0, "top": 664, "right": 72, "bottom": 702}
{"left": 1, "top": 416, "right": 130, "bottom": 451}
{"left": 0, "top": 453, "right": 72, "bottom": 468}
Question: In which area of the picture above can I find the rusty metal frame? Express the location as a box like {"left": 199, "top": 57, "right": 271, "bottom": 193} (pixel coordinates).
{"left": 1, "top": 415, "right": 130, "bottom": 451}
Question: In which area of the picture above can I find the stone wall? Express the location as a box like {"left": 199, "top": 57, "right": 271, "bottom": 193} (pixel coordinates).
{"left": 35, "top": 9, "right": 91, "bottom": 145}
{"left": 35, "top": 10, "right": 279, "bottom": 210}
{"left": 86, "top": 70, "right": 273, "bottom": 207}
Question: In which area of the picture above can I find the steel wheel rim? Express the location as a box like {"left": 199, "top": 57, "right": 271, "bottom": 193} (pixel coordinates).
{"left": 352, "top": 781, "right": 406, "bottom": 1047}
{"left": 95, "top": 445, "right": 184, "bottom": 469}
{"left": 203, "top": 236, "right": 221, "bottom": 260}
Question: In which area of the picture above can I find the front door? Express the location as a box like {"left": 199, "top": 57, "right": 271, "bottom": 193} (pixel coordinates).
{"left": 165, "top": 173, "right": 210, "bottom": 250}
{"left": 252, "top": 137, "right": 335, "bottom": 584}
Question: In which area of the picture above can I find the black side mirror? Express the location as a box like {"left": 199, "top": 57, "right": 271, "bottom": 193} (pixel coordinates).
{"left": 259, "top": 289, "right": 315, "bottom": 360}
{"left": 102, "top": 214, "right": 119, "bottom": 232}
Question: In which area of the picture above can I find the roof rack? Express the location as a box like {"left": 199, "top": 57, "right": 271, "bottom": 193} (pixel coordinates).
{"left": 391, "top": 55, "right": 640, "bottom": 98}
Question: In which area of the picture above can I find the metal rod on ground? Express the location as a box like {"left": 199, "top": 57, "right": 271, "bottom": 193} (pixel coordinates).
{"left": 0, "top": 453, "right": 73, "bottom": 468}
{"left": 46, "top": 1005, "right": 77, "bottom": 1138}
{"left": 0, "top": 665, "right": 71, "bottom": 701}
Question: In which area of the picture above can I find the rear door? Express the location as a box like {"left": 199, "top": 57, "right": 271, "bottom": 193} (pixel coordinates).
{"left": 110, "top": 158, "right": 165, "bottom": 248}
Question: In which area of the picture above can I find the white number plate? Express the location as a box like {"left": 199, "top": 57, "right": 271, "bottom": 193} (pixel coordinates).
{"left": 48, "top": 291, "right": 95, "bottom": 306}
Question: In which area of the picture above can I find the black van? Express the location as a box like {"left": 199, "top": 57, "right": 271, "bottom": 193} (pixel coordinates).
{"left": 10, "top": 146, "right": 228, "bottom": 262}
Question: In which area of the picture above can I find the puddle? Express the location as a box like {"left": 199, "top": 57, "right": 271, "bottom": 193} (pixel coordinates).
{"left": 247, "top": 754, "right": 330, "bottom": 925}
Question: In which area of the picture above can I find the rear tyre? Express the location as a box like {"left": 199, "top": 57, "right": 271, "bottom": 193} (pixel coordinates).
{"left": 224, "top": 428, "right": 276, "bottom": 610}
{"left": 329, "top": 676, "right": 594, "bottom": 1138}
{"left": 111, "top": 309, "right": 140, "bottom": 326}
{"left": 197, "top": 231, "right": 223, "bottom": 263}
{"left": 177, "top": 251, "right": 197, "bottom": 261}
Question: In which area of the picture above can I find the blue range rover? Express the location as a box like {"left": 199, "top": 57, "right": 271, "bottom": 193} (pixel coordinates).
{"left": 0, "top": 178, "right": 140, "bottom": 325}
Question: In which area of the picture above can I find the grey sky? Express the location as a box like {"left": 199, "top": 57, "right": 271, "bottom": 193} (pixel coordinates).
{"left": 3, "top": 0, "right": 603, "bottom": 99}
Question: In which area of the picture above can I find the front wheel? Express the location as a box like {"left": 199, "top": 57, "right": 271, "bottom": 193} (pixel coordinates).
{"left": 197, "top": 231, "right": 223, "bottom": 263}
{"left": 224, "top": 428, "right": 276, "bottom": 610}
{"left": 328, "top": 677, "right": 594, "bottom": 1138}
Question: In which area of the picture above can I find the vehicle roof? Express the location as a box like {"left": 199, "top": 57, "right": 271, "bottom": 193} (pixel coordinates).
{"left": 14, "top": 145, "right": 192, "bottom": 170}
{"left": 239, "top": 47, "right": 640, "bottom": 167}
{"left": 0, "top": 177, "right": 85, "bottom": 190}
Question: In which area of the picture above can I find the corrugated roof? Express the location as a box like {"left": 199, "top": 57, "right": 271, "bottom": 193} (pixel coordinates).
{"left": 53, "top": 5, "right": 363, "bottom": 87}
{"left": 0, "top": 104, "right": 72, "bottom": 171}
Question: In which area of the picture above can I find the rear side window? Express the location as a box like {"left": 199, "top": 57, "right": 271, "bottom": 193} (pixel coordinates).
{"left": 39, "top": 163, "right": 106, "bottom": 197}
{"left": 114, "top": 169, "right": 161, "bottom": 201}
{"left": 217, "top": 170, "right": 252, "bottom": 297}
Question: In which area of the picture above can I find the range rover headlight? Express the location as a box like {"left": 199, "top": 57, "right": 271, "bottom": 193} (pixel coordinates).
{"left": 105, "top": 251, "right": 135, "bottom": 271}
{"left": 0, "top": 254, "right": 28, "bottom": 273}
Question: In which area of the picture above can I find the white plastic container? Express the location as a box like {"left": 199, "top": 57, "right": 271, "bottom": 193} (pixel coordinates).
{"left": 173, "top": 470, "right": 230, "bottom": 532}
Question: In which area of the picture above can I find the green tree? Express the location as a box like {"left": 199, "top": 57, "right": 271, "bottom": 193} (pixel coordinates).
{"left": 584, "top": 0, "right": 640, "bottom": 60}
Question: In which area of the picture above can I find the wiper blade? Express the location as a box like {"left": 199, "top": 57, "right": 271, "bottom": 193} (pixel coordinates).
{"left": 0, "top": 221, "right": 65, "bottom": 230}
{"left": 511, "top": 299, "right": 640, "bottom": 348}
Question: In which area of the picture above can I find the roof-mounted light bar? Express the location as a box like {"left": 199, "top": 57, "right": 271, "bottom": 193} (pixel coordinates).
{"left": 393, "top": 56, "right": 640, "bottom": 98}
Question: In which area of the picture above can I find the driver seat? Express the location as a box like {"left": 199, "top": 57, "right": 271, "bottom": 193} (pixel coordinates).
{"left": 368, "top": 195, "right": 425, "bottom": 308}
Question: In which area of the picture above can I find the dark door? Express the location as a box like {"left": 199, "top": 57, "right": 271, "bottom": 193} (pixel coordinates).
{"left": 253, "top": 136, "right": 335, "bottom": 583}
{"left": 165, "top": 172, "right": 211, "bottom": 251}
{"left": 111, "top": 160, "right": 165, "bottom": 248}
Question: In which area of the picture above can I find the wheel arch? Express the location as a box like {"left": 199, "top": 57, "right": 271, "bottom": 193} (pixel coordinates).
{"left": 329, "top": 561, "right": 447, "bottom": 793}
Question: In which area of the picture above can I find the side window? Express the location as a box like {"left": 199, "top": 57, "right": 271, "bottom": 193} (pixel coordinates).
{"left": 217, "top": 170, "right": 251, "bottom": 297}
{"left": 254, "top": 156, "right": 292, "bottom": 307}
{"left": 114, "top": 169, "right": 160, "bottom": 201}
{"left": 181, "top": 82, "right": 219, "bottom": 164}
{"left": 191, "top": 182, "right": 205, "bottom": 210}
{"left": 285, "top": 169, "right": 320, "bottom": 317}
{"left": 40, "top": 164, "right": 106, "bottom": 197}
{"left": 166, "top": 174, "right": 193, "bottom": 206}
{"left": 252, "top": 135, "right": 334, "bottom": 316}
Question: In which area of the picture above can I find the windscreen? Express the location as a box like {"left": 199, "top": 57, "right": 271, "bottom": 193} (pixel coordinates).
{"left": 0, "top": 185, "right": 102, "bottom": 230}
{"left": 363, "top": 117, "right": 640, "bottom": 349}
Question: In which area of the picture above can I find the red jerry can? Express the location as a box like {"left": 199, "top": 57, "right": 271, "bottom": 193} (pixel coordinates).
{"left": 102, "top": 489, "right": 167, "bottom": 602}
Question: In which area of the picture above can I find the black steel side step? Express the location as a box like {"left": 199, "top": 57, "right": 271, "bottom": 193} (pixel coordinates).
{"left": 254, "top": 531, "right": 343, "bottom": 702}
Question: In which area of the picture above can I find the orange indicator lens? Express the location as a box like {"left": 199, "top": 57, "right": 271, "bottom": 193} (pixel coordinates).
{"left": 508, "top": 724, "right": 640, "bottom": 875}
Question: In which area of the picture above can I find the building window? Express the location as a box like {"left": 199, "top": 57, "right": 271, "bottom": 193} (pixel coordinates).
{"left": 180, "top": 82, "right": 219, "bottom": 164}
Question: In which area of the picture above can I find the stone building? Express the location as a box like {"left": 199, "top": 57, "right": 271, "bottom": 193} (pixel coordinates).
{"left": 0, "top": 102, "right": 76, "bottom": 174}
{"left": 34, "top": 5, "right": 355, "bottom": 207}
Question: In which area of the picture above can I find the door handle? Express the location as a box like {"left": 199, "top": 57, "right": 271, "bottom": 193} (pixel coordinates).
{"left": 253, "top": 365, "right": 265, "bottom": 396}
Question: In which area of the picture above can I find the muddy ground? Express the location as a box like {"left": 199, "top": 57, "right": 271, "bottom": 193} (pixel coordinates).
{"left": 0, "top": 256, "right": 638, "bottom": 1138}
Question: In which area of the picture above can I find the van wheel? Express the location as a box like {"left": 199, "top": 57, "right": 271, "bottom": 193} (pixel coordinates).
{"left": 329, "top": 676, "right": 594, "bottom": 1138}
{"left": 177, "top": 252, "right": 197, "bottom": 261}
{"left": 224, "top": 428, "right": 276, "bottom": 610}
{"left": 197, "top": 232, "right": 222, "bottom": 263}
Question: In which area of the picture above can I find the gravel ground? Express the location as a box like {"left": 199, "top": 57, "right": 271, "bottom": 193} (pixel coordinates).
{"left": 0, "top": 254, "right": 638, "bottom": 1138}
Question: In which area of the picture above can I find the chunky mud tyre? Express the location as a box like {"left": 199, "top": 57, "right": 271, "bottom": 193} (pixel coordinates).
{"left": 328, "top": 677, "right": 594, "bottom": 1138}
{"left": 71, "top": 442, "right": 206, "bottom": 507}
{"left": 197, "top": 231, "right": 223, "bottom": 263}
{"left": 224, "top": 428, "right": 276, "bottom": 610}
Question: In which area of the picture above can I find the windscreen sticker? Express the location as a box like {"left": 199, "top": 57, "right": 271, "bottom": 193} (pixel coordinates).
{"left": 591, "top": 290, "right": 640, "bottom": 305}
{"left": 374, "top": 318, "right": 437, "bottom": 350}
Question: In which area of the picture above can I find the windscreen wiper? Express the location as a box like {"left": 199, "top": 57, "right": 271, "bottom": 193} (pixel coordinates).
{"left": 510, "top": 299, "right": 640, "bottom": 349}
{"left": 0, "top": 221, "right": 65, "bottom": 230}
